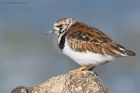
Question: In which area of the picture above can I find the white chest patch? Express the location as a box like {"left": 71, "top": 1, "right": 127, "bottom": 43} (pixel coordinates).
{"left": 62, "top": 41, "right": 114, "bottom": 65}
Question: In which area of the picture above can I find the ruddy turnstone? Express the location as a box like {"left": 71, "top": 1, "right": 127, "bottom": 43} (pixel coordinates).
{"left": 47, "top": 18, "right": 136, "bottom": 71}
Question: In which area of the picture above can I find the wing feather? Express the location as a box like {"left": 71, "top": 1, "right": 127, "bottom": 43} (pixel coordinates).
{"left": 66, "top": 22, "right": 129, "bottom": 56}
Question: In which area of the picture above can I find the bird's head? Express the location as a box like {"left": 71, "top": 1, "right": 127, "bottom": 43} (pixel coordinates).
{"left": 47, "top": 18, "right": 75, "bottom": 35}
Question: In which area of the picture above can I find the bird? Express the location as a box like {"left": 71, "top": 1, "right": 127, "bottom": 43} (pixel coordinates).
{"left": 46, "top": 18, "right": 136, "bottom": 71}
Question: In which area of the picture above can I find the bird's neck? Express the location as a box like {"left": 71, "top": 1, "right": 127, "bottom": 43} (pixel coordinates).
{"left": 57, "top": 21, "right": 76, "bottom": 50}
{"left": 58, "top": 31, "right": 67, "bottom": 50}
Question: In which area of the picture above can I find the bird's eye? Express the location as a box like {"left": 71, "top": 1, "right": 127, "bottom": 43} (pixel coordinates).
{"left": 57, "top": 25, "right": 64, "bottom": 33}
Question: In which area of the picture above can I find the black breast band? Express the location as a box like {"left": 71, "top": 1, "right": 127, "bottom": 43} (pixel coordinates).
{"left": 58, "top": 32, "right": 67, "bottom": 50}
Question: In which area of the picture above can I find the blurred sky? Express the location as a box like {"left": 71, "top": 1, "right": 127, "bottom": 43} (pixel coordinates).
{"left": 0, "top": 0, "right": 140, "bottom": 93}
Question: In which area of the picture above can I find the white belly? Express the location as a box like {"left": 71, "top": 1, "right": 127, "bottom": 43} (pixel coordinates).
{"left": 62, "top": 41, "right": 114, "bottom": 65}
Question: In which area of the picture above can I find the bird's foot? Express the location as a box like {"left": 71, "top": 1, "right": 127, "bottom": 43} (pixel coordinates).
{"left": 70, "top": 64, "right": 96, "bottom": 72}
{"left": 70, "top": 66, "right": 87, "bottom": 73}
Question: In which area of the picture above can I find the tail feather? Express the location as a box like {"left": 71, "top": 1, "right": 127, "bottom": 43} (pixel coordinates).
{"left": 125, "top": 50, "right": 136, "bottom": 56}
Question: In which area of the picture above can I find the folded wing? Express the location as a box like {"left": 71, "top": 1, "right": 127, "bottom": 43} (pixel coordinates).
{"left": 67, "top": 22, "right": 135, "bottom": 57}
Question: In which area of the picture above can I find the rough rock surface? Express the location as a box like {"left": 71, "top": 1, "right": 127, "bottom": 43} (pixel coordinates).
{"left": 12, "top": 71, "right": 111, "bottom": 93}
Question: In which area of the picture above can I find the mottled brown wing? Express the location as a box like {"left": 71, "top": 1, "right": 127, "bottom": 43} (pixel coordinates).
{"left": 67, "top": 22, "right": 134, "bottom": 56}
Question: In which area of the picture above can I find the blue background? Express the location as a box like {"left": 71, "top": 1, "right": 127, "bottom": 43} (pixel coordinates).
{"left": 0, "top": 0, "right": 139, "bottom": 93}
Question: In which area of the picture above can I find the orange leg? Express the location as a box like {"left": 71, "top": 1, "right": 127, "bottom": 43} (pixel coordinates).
{"left": 85, "top": 64, "right": 96, "bottom": 71}
{"left": 71, "top": 64, "right": 96, "bottom": 72}
{"left": 71, "top": 65, "right": 87, "bottom": 72}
